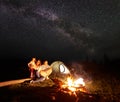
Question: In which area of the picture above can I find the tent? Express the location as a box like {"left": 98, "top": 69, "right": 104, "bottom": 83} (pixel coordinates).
{"left": 50, "top": 61, "right": 71, "bottom": 82}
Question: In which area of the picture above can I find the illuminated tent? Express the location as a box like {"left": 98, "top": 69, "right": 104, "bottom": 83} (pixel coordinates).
{"left": 50, "top": 61, "right": 71, "bottom": 82}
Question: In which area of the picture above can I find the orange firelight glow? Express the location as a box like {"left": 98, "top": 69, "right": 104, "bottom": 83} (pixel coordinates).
{"left": 59, "top": 76, "right": 87, "bottom": 102}
{"left": 61, "top": 77, "right": 86, "bottom": 92}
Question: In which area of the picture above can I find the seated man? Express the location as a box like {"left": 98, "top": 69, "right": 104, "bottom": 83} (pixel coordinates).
{"left": 36, "top": 60, "right": 41, "bottom": 78}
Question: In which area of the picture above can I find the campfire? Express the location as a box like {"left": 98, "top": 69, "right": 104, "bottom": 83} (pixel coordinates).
{"left": 60, "top": 76, "right": 86, "bottom": 95}
{"left": 52, "top": 76, "right": 87, "bottom": 102}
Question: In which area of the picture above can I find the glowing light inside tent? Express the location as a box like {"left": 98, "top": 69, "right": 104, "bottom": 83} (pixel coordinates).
{"left": 60, "top": 64, "right": 70, "bottom": 74}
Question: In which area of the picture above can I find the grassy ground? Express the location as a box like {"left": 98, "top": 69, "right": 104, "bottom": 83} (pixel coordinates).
{"left": 0, "top": 77, "right": 120, "bottom": 102}
{"left": 0, "top": 79, "right": 99, "bottom": 102}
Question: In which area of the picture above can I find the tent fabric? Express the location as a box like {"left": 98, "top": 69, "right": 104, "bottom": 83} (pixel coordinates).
{"left": 50, "top": 61, "right": 71, "bottom": 82}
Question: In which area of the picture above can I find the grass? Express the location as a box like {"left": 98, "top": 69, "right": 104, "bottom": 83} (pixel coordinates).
{"left": 85, "top": 75, "right": 120, "bottom": 102}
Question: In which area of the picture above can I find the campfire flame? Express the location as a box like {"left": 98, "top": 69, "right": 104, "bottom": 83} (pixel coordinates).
{"left": 74, "top": 78, "right": 85, "bottom": 87}
{"left": 59, "top": 76, "right": 87, "bottom": 102}
{"left": 61, "top": 76, "right": 86, "bottom": 93}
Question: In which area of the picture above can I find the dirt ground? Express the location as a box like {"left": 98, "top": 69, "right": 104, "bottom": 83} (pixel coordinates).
{"left": 0, "top": 79, "right": 119, "bottom": 102}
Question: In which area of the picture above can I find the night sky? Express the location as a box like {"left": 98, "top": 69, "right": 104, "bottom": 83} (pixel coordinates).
{"left": 1, "top": 0, "right": 120, "bottom": 62}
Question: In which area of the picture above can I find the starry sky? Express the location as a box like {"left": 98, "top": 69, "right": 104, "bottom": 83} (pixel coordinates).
{"left": 0, "top": 0, "right": 120, "bottom": 61}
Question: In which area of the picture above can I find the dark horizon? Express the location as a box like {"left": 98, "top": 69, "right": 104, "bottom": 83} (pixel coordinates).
{"left": 0, "top": 56, "right": 120, "bottom": 82}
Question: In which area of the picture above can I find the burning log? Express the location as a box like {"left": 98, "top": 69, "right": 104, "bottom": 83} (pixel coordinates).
{"left": 51, "top": 76, "right": 88, "bottom": 102}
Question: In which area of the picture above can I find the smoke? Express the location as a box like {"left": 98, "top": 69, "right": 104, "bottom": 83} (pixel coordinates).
{"left": 69, "top": 62, "right": 92, "bottom": 82}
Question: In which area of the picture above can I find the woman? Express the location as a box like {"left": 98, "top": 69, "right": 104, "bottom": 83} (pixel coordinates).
{"left": 28, "top": 58, "right": 37, "bottom": 80}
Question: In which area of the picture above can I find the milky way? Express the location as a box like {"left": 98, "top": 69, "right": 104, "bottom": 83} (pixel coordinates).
{"left": 0, "top": 0, "right": 120, "bottom": 61}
